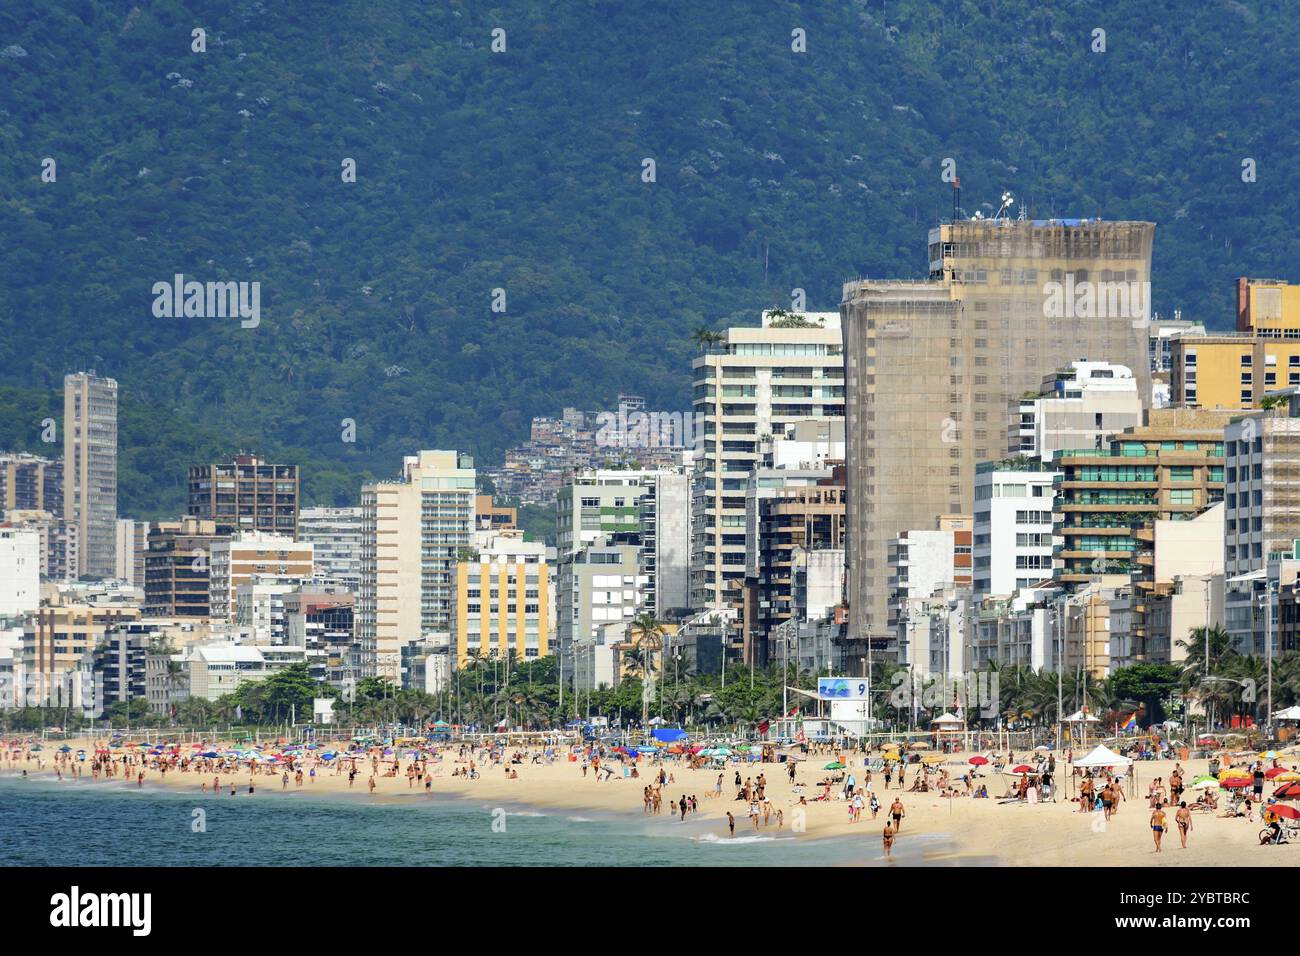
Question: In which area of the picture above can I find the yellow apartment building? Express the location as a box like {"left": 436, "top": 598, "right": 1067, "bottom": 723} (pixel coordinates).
{"left": 1172, "top": 279, "right": 1300, "bottom": 409}
{"left": 454, "top": 531, "right": 549, "bottom": 666}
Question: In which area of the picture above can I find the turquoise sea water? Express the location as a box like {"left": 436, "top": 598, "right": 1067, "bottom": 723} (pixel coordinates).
{"left": 0, "top": 775, "right": 967, "bottom": 867}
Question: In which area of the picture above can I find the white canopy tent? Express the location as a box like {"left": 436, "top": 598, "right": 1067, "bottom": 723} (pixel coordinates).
{"left": 1272, "top": 705, "right": 1300, "bottom": 721}
{"left": 1064, "top": 710, "right": 1101, "bottom": 723}
{"left": 1073, "top": 744, "right": 1133, "bottom": 768}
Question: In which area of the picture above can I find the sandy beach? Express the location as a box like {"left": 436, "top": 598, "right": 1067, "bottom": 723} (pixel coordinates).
{"left": 7, "top": 738, "right": 1298, "bottom": 867}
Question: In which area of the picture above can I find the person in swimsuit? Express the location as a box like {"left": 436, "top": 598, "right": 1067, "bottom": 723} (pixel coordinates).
{"left": 882, "top": 821, "right": 896, "bottom": 858}
{"left": 1150, "top": 802, "right": 1167, "bottom": 853}
{"left": 890, "top": 797, "right": 905, "bottom": 831}
{"left": 1175, "top": 801, "right": 1192, "bottom": 848}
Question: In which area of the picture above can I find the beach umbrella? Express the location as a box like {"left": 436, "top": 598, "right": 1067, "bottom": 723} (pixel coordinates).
{"left": 1191, "top": 779, "right": 1219, "bottom": 790}
{"left": 1266, "top": 767, "right": 1289, "bottom": 779}
{"left": 58, "top": 745, "right": 71, "bottom": 753}
{"left": 1192, "top": 774, "right": 1218, "bottom": 786}
{"left": 922, "top": 754, "right": 945, "bottom": 765}
{"left": 1010, "top": 764, "right": 1036, "bottom": 774}
{"left": 1275, "top": 772, "right": 1300, "bottom": 783}
{"left": 968, "top": 755, "right": 989, "bottom": 766}
{"left": 713, "top": 747, "right": 733, "bottom": 756}
{"left": 1273, "top": 782, "right": 1300, "bottom": 800}
{"left": 1271, "top": 804, "right": 1300, "bottom": 820}
{"left": 1260, "top": 751, "right": 1278, "bottom": 760}
{"left": 824, "top": 762, "right": 845, "bottom": 770}
{"left": 909, "top": 742, "right": 930, "bottom": 750}
{"left": 1220, "top": 778, "right": 1253, "bottom": 789}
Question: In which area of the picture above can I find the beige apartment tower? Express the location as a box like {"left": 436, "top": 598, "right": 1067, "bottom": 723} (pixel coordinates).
{"left": 63, "top": 372, "right": 118, "bottom": 579}
{"left": 841, "top": 219, "right": 1154, "bottom": 665}
{"left": 691, "top": 310, "right": 845, "bottom": 608}
{"left": 359, "top": 450, "right": 476, "bottom": 681}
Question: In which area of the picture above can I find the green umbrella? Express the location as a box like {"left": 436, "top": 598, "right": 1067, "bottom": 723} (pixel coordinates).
{"left": 824, "top": 761, "right": 845, "bottom": 770}
{"left": 713, "top": 747, "right": 733, "bottom": 756}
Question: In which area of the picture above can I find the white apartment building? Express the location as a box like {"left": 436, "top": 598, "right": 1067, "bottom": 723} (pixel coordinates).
{"left": 1009, "top": 361, "right": 1143, "bottom": 461}
{"left": 972, "top": 461, "right": 1060, "bottom": 599}
{"left": 888, "top": 526, "right": 961, "bottom": 676}
{"left": 691, "top": 310, "right": 844, "bottom": 608}
{"left": 208, "top": 532, "right": 313, "bottom": 622}
{"left": 555, "top": 468, "right": 690, "bottom": 617}
{"left": 236, "top": 575, "right": 304, "bottom": 644}
{"left": 185, "top": 643, "right": 306, "bottom": 701}
{"left": 298, "top": 506, "right": 363, "bottom": 592}
{"left": 114, "top": 518, "right": 149, "bottom": 587}
{"left": 556, "top": 538, "right": 647, "bottom": 684}
{"left": 0, "top": 527, "right": 40, "bottom": 618}
{"left": 360, "top": 450, "right": 476, "bottom": 681}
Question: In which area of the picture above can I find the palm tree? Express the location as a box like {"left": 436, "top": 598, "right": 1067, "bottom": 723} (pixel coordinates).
{"left": 690, "top": 325, "right": 722, "bottom": 353}
{"left": 628, "top": 613, "right": 665, "bottom": 729}
{"left": 1178, "top": 625, "right": 1237, "bottom": 729}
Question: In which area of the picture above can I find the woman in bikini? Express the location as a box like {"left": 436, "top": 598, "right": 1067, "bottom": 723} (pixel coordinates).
{"left": 1175, "top": 801, "right": 1193, "bottom": 848}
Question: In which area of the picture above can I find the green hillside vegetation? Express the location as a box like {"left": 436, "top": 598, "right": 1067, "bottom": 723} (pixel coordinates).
{"left": 3, "top": 1, "right": 1299, "bottom": 518}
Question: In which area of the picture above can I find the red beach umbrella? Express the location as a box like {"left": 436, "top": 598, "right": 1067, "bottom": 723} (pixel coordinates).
{"left": 1011, "top": 764, "right": 1035, "bottom": 774}
{"left": 1273, "top": 782, "right": 1300, "bottom": 800}
{"left": 1271, "top": 803, "right": 1300, "bottom": 820}
{"left": 1265, "top": 767, "right": 1288, "bottom": 779}
{"left": 1221, "top": 778, "right": 1253, "bottom": 789}
{"left": 968, "top": 756, "right": 989, "bottom": 766}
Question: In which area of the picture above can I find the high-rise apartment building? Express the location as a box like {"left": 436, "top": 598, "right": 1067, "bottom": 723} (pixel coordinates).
{"left": 691, "top": 310, "right": 845, "bottom": 609}
{"left": 556, "top": 468, "right": 691, "bottom": 618}
{"left": 737, "top": 467, "right": 845, "bottom": 664}
{"left": 114, "top": 518, "right": 150, "bottom": 587}
{"left": 144, "top": 518, "right": 227, "bottom": 618}
{"left": 1224, "top": 400, "right": 1300, "bottom": 581}
{"left": 1009, "top": 361, "right": 1143, "bottom": 461}
{"left": 3, "top": 509, "right": 77, "bottom": 581}
{"left": 453, "top": 531, "right": 550, "bottom": 666}
{"left": 359, "top": 451, "right": 476, "bottom": 682}
{"left": 0, "top": 527, "right": 40, "bottom": 618}
{"left": 556, "top": 536, "right": 646, "bottom": 685}
{"left": 187, "top": 454, "right": 300, "bottom": 537}
{"left": 1053, "top": 409, "right": 1230, "bottom": 589}
{"left": 841, "top": 219, "right": 1154, "bottom": 665}
{"left": 972, "top": 459, "right": 1060, "bottom": 599}
{"left": 1170, "top": 279, "right": 1300, "bottom": 410}
{"left": 208, "top": 532, "right": 313, "bottom": 622}
{"left": 297, "top": 506, "right": 363, "bottom": 592}
{"left": 63, "top": 372, "right": 118, "bottom": 578}
{"left": 0, "top": 452, "right": 62, "bottom": 516}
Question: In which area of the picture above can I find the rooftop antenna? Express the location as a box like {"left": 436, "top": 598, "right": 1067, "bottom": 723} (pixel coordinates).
{"left": 993, "top": 190, "right": 1015, "bottom": 222}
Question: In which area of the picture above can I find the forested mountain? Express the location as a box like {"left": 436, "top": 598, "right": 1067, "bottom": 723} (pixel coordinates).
{"left": 3, "top": 0, "right": 1298, "bottom": 517}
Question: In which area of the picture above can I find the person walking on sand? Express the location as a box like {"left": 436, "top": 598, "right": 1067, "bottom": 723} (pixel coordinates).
{"left": 1175, "top": 801, "right": 1192, "bottom": 848}
{"left": 726, "top": 811, "right": 735, "bottom": 837}
{"left": 883, "top": 820, "right": 896, "bottom": 858}
{"left": 1150, "top": 802, "right": 1167, "bottom": 853}
{"left": 890, "top": 797, "right": 905, "bottom": 831}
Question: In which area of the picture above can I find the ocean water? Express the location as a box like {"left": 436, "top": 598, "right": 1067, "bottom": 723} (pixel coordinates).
{"left": 0, "top": 775, "right": 965, "bottom": 866}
